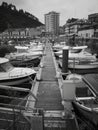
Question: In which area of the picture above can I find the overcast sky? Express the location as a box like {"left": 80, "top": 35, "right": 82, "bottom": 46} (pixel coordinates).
{"left": 0, "top": 0, "right": 98, "bottom": 25}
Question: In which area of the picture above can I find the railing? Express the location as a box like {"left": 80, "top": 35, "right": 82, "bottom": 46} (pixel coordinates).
{"left": 0, "top": 84, "right": 43, "bottom": 130}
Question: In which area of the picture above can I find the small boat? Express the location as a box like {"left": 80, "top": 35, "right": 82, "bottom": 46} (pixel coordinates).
{"left": 54, "top": 45, "right": 87, "bottom": 57}
{"left": 68, "top": 61, "right": 98, "bottom": 74}
{"left": 7, "top": 54, "right": 41, "bottom": 67}
{"left": 59, "top": 47, "right": 96, "bottom": 61}
{"left": 70, "top": 74, "right": 98, "bottom": 127}
{"left": 58, "top": 57, "right": 98, "bottom": 74}
{"left": 72, "top": 97, "right": 98, "bottom": 127}
{"left": 58, "top": 47, "right": 98, "bottom": 74}
{"left": 5, "top": 44, "right": 44, "bottom": 59}
{"left": 5, "top": 50, "right": 43, "bottom": 60}
{"left": 29, "top": 44, "right": 44, "bottom": 52}
{"left": 5, "top": 45, "right": 43, "bottom": 67}
{"left": 0, "top": 58, "right": 36, "bottom": 86}
{"left": 52, "top": 44, "right": 65, "bottom": 52}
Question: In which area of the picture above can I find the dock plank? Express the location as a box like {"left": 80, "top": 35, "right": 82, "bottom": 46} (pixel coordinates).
{"left": 35, "top": 43, "right": 64, "bottom": 111}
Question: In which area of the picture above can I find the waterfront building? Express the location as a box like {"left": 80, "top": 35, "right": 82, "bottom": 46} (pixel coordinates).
{"left": 0, "top": 26, "right": 45, "bottom": 40}
{"left": 0, "top": 28, "right": 30, "bottom": 40}
{"left": 78, "top": 13, "right": 98, "bottom": 38}
{"left": 88, "top": 13, "right": 98, "bottom": 23}
{"left": 59, "top": 26, "right": 65, "bottom": 35}
{"left": 78, "top": 24, "right": 98, "bottom": 38}
{"left": 45, "top": 11, "right": 59, "bottom": 35}
{"left": 64, "top": 19, "right": 89, "bottom": 37}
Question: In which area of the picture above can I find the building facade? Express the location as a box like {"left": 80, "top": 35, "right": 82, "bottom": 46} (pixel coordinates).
{"left": 88, "top": 13, "right": 98, "bottom": 23}
{"left": 64, "top": 19, "right": 90, "bottom": 36}
{"left": 45, "top": 11, "right": 59, "bottom": 35}
{"left": 0, "top": 26, "right": 44, "bottom": 40}
{"left": 78, "top": 13, "right": 98, "bottom": 38}
{"left": 0, "top": 28, "right": 30, "bottom": 39}
{"left": 78, "top": 24, "right": 98, "bottom": 38}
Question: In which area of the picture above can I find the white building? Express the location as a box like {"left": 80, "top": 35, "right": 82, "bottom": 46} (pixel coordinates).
{"left": 78, "top": 24, "right": 98, "bottom": 38}
{"left": 78, "top": 28, "right": 94, "bottom": 38}
{"left": 45, "top": 11, "right": 59, "bottom": 35}
{"left": 0, "top": 27, "right": 44, "bottom": 40}
{"left": 0, "top": 28, "right": 30, "bottom": 39}
{"left": 64, "top": 19, "right": 90, "bottom": 36}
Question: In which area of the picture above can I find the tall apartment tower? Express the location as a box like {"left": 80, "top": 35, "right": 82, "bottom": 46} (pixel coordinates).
{"left": 45, "top": 11, "right": 59, "bottom": 35}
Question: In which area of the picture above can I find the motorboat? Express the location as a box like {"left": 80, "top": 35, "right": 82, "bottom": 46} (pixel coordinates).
{"left": 6, "top": 45, "right": 44, "bottom": 58}
{"left": 0, "top": 58, "right": 36, "bottom": 86}
{"left": 52, "top": 44, "right": 65, "bottom": 52}
{"left": 59, "top": 59, "right": 98, "bottom": 74}
{"left": 5, "top": 51, "right": 43, "bottom": 59}
{"left": 5, "top": 53, "right": 41, "bottom": 67}
{"left": 58, "top": 55, "right": 98, "bottom": 74}
{"left": 5, "top": 45, "right": 43, "bottom": 67}
{"left": 68, "top": 61, "right": 98, "bottom": 74}
{"left": 57, "top": 45, "right": 98, "bottom": 74}
{"left": 68, "top": 52, "right": 98, "bottom": 74}
{"left": 29, "top": 44, "right": 44, "bottom": 52}
{"left": 68, "top": 50, "right": 96, "bottom": 61}
{"left": 8, "top": 56, "right": 41, "bottom": 67}
{"left": 54, "top": 45, "right": 88, "bottom": 57}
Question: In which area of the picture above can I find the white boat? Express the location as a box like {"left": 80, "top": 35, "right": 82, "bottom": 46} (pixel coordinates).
{"left": 5, "top": 52, "right": 42, "bottom": 61}
{"left": 0, "top": 58, "right": 36, "bottom": 86}
{"left": 29, "top": 44, "right": 44, "bottom": 52}
{"left": 58, "top": 45, "right": 97, "bottom": 62}
{"left": 8, "top": 56, "right": 41, "bottom": 67}
{"left": 58, "top": 58, "right": 98, "bottom": 74}
{"left": 14, "top": 45, "right": 43, "bottom": 56}
{"left": 52, "top": 44, "right": 65, "bottom": 52}
{"left": 55, "top": 45, "right": 88, "bottom": 57}
{"left": 5, "top": 45, "right": 43, "bottom": 66}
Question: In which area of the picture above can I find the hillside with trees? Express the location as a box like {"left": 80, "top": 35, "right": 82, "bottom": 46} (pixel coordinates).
{"left": 0, "top": 2, "right": 43, "bottom": 32}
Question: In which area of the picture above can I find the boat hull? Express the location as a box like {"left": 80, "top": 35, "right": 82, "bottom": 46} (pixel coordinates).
{"left": 0, "top": 73, "right": 36, "bottom": 87}
{"left": 58, "top": 59, "right": 98, "bottom": 74}
{"left": 10, "top": 56, "right": 41, "bottom": 67}
{"left": 69, "top": 64, "right": 98, "bottom": 74}
{"left": 72, "top": 101, "right": 98, "bottom": 127}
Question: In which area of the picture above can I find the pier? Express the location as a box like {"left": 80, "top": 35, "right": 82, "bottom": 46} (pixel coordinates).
{"left": 26, "top": 41, "right": 79, "bottom": 130}
{"left": 0, "top": 41, "right": 79, "bottom": 130}
{"left": 35, "top": 42, "right": 63, "bottom": 110}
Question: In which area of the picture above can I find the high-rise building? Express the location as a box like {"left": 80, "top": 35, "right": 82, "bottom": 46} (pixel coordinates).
{"left": 45, "top": 11, "right": 59, "bottom": 35}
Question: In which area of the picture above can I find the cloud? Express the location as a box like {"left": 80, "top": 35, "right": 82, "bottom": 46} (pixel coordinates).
{"left": 0, "top": 0, "right": 98, "bottom": 25}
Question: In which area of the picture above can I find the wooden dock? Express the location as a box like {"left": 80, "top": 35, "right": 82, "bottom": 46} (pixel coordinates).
{"left": 0, "top": 42, "right": 79, "bottom": 130}
{"left": 26, "top": 42, "right": 79, "bottom": 130}
{"left": 34, "top": 42, "right": 63, "bottom": 110}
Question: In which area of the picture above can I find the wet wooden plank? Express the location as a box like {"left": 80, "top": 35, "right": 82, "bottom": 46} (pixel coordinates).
{"left": 35, "top": 43, "right": 64, "bottom": 111}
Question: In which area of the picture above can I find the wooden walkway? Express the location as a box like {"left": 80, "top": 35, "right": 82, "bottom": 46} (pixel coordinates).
{"left": 0, "top": 42, "right": 79, "bottom": 130}
{"left": 35, "top": 42, "right": 64, "bottom": 111}
{"left": 25, "top": 42, "right": 79, "bottom": 130}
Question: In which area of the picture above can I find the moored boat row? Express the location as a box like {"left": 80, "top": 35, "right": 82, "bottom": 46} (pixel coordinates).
{"left": 53, "top": 42, "right": 98, "bottom": 74}
{"left": 52, "top": 41, "right": 98, "bottom": 128}
{"left": 0, "top": 41, "right": 45, "bottom": 107}
{"left": 5, "top": 42, "right": 45, "bottom": 67}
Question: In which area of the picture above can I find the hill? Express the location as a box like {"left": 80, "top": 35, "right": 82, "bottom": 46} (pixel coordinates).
{"left": 0, "top": 2, "right": 43, "bottom": 32}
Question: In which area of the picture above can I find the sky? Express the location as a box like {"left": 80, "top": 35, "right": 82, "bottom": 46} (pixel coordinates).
{"left": 0, "top": 0, "right": 98, "bottom": 26}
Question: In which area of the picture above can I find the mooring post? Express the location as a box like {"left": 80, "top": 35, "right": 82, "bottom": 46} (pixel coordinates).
{"left": 62, "top": 46, "right": 69, "bottom": 76}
